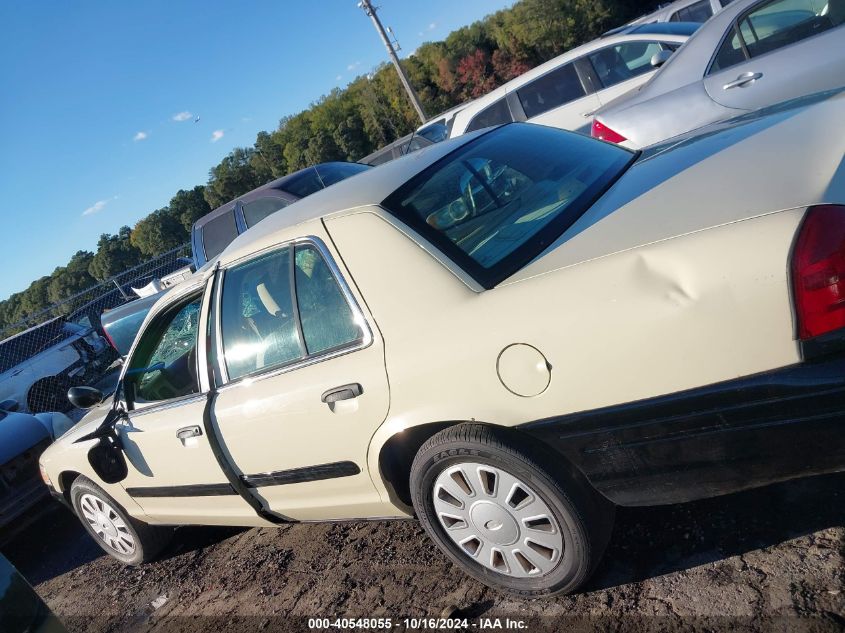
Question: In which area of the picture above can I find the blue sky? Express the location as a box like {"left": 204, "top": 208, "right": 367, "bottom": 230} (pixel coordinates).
{"left": 0, "top": 0, "right": 514, "bottom": 300}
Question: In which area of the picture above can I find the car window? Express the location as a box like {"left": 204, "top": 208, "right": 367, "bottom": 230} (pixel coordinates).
{"left": 314, "top": 163, "right": 370, "bottom": 187}
{"left": 670, "top": 0, "right": 714, "bottom": 22}
{"left": 710, "top": 0, "right": 841, "bottom": 73}
{"left": 0, "top": 339, "right": 26, "bottom": 373}
{"left": 294, "top": 244, "right": 363, "bottom": 355}
{"left": 128, "top": 297, "right": 202, "bottom": 403}
{"left": 382, "top": 124, "right": 636, "bottom": 288}
{"left": 201, "top": 208, "right": 238, "bottom": 260}
{"left": 220, "top": 246, "right": 302, "bottom": 380}
{"left": 219, "top": 243, "right": 363, "bottom": 381}
{"left": 465, "top": 99, "right": 513, "bottom": 133}
{"left": 516, "top": 63, "right": 586, "bottom": 119}
{"left": 588, "top": 41, "right": 664, "bottom": 89}
{"left": 720, "top": 0, "right": 738, "bottom": 5}
{"left": 281, "top": 168, "right": 324, "bottom": 198}
{"left": 242, "top": 197, "right": 290, "bottom": 228}
{"left": 740, "top": 0, "right": 841, "bottom": 56}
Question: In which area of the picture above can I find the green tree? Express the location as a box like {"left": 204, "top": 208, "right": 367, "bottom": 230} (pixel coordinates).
{"left": 168, "top": 186, "right": 212, "bottom": 234}
{"left": 131, "top": 209, "right": 189, "bottom": 257}
{"left": 88, "top": 229, "right": 144, "bottom": 281}
{"left": 204, "top": 147, "right": 266, "bottom": 209}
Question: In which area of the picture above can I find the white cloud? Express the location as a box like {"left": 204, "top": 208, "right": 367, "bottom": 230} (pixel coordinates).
{"left": 428, "top": 22, "right": 437, "bottom": 30}
{"left": 82, "top": 196, "right": 118, "bottom": 217}
{"left": 172, "top": 111, "right": 192, "bottom": 122}
{"left": 133, "top": 131, "right": 148, "bottom": 142}
{"left": 347, "top": 61, "right": 361, "bottom": 71}
{"left": 335, "top": 74, "right": 342, "bottom": 81}
{"left": 211, "top": 130, "right": 224, "bottom": 142}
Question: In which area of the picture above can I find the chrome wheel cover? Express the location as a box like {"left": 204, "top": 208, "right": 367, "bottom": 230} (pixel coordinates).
{"left": 79, "top": 493, "right": 136, "bottom": 556}
{"left": 432, "top": 462, "right": 564, "bottom": 578}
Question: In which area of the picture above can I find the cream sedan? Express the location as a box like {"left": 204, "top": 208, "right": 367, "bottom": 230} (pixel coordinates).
{"left": 40, "top": 90, "right": 845, "bottom": 597}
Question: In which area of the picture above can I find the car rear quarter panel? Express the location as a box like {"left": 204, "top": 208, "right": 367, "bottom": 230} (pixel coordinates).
{"left": 326, "top": 206, "right": 805, "bottom": 503}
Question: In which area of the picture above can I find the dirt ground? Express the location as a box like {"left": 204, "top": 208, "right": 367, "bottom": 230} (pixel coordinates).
{"left": 3, "top": 471, "right": 843, "bottom": 633}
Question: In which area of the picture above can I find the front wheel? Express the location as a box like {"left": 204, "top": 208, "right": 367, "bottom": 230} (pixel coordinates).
{"left": 410, "top": 424, "right": 614, "bottom": 597}
{"left": 70, "top": 476, "right": 172, "bottom": 565}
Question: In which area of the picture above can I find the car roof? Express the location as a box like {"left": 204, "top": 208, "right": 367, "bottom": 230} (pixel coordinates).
{"left": 451, "top": 29, "right": 693, "bottom": 132}
{"left": 193, "top": 161, "right": 365, "bottom": 230}
{"left": 217, "top": 129, "right": 488, "bottom": 267}
{"left": 604, "top": 21, "right": 701, "bottom": 37}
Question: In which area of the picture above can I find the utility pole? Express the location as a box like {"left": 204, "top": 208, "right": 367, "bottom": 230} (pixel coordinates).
{"left": 357, "top": 0, "right": 427, "bottom": 124}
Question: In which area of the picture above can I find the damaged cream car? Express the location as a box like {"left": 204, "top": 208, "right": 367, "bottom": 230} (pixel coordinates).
{"left": 40, "top": 90, "right": 845, "bottom": 597}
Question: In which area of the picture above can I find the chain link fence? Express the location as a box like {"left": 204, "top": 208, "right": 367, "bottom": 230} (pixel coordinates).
{"left": 0, "top": 245, "right": 192, "bottom": 413}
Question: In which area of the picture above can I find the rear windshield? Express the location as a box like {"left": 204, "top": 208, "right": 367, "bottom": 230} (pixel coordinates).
{"left": 104, "top": 305, "right": 154, "bottom": 356}
{"left": 382, "top": 124, "right": 635, "bottom": 288}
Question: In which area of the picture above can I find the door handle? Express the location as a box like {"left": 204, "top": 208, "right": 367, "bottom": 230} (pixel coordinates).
{"left": 176, "top": 425, "right": 203, "bottom": 441}
{"left": 723, "top": 72, "right": 762, "bottom": 90}
{"left": 321, "top": 383, "right": 363, "bottom": 404}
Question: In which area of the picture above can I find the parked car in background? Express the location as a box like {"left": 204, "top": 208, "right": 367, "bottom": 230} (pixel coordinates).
{"left": 0, "top": 318, "right": 109, "bottom": 413}
{"left": 0, "top": 553, "right": 67, "bottom": 632}
{"left": 100, "top": 291, "right": 165, "bottom": 358}
{"left": 42, "top": 92, "right": 845, "bottom": 597}
{"left": 630, "top": 0, "right": 737, "bottom": 25}
{"left": 448, "top": 22, "right": 699, "bottom": 138}
{"left": 0, "top": 399, "right": 74, "bottom": 531}
{"left": 592, "top": 0, "right": 845, "bottom": 148}
{"left": 359, "top": 132, "right": 434, "bottom": 166}
{"left": 191, "top": 162, "right": 371, "bottom": 268}
{"left": 360, "top": 104, "right": 467, "bottom": 166}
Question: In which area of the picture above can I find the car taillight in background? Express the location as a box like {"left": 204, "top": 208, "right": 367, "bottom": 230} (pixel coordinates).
{"left": 792, "top": 205, "right": 845, "bottom": 340}
{"left": 102, "top": 328, "right": 119, "bottom": 353}
{"left": 591, "top": 119, "right": 627, "bottom": 144}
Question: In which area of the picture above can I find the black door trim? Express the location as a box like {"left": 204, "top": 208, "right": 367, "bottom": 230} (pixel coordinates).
{"left": 242, "top": 461, "right": 361, "bottom": 488}
{"left": 126, "top": 483, "right": 236, "bottom": 498}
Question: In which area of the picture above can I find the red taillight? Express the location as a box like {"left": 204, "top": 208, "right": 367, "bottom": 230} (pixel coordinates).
{"left": 591, "top": 119, "right": 627, "bottom": 144}
{"left": 792, "top": 205, "right": 845, "bottom": 340}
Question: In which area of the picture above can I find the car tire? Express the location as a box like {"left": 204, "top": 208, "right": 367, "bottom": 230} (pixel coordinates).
{"left": 70, "top": 476, "right": 172, "bottom": 565}
{"left": 410, "top": 424, "right": 614, "bottom": 597}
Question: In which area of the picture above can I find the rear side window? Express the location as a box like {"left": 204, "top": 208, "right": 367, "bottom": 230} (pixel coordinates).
{"left": 281, "top": 168, "right": 324, "bottom": 198}
{"left": 201, "top": 208, "right": 238, "bottom": 260}
{"left": 710, "top": 0, "right": 841, "bottom": 73}
{"left": 588, "top": 41, "right": 665, "bottom": 88}
{"left": 465, "top": 99, "right": 513, "bottom": 133}
{"left": 219, "top": 242, "right": 364, "bottom": 381}
{"left": 314, "top": 163, "right": 370, "bottom": 187}
{"left": 670, "top": 0, "right": 713, "bottom": 22}
{"left": 516, "top": 63, "right": 586, "bottom": 119}
{"left": 242, "top": 197, "right": 289, "bottom": 228}
{"left": 294, "top": 244, "right": 361, "bottom": 355}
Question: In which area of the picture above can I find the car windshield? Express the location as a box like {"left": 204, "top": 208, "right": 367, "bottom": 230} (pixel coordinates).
{"left": 382, "top": 124, "right": 635, "bottom": 287}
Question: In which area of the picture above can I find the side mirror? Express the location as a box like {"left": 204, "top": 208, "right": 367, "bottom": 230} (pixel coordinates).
{"left": 651, "top": 50, "right": 673, "bottom": 68}
{"left": 0, "top": 399, "right": 19, "bottom": 412}
{"left": 68, "top": 386, "right": 104, "bottom": 409}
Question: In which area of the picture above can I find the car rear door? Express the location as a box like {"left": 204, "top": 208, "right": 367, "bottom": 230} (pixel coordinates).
{"left": 209, "top": 234, "right": 391, "bottom": 521}
{"left": 115, "top": 282, "right": 257, "bottom": 524}
{"left": 703, "top": 0, "right": 845, "bottom": 111}
{"left": 513, "top": 60, "right": 602, "bottom": 133}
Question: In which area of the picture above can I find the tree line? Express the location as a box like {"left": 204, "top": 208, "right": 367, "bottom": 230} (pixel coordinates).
{"left": 0, "top": 0, "right": 657, "bottom": 334}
